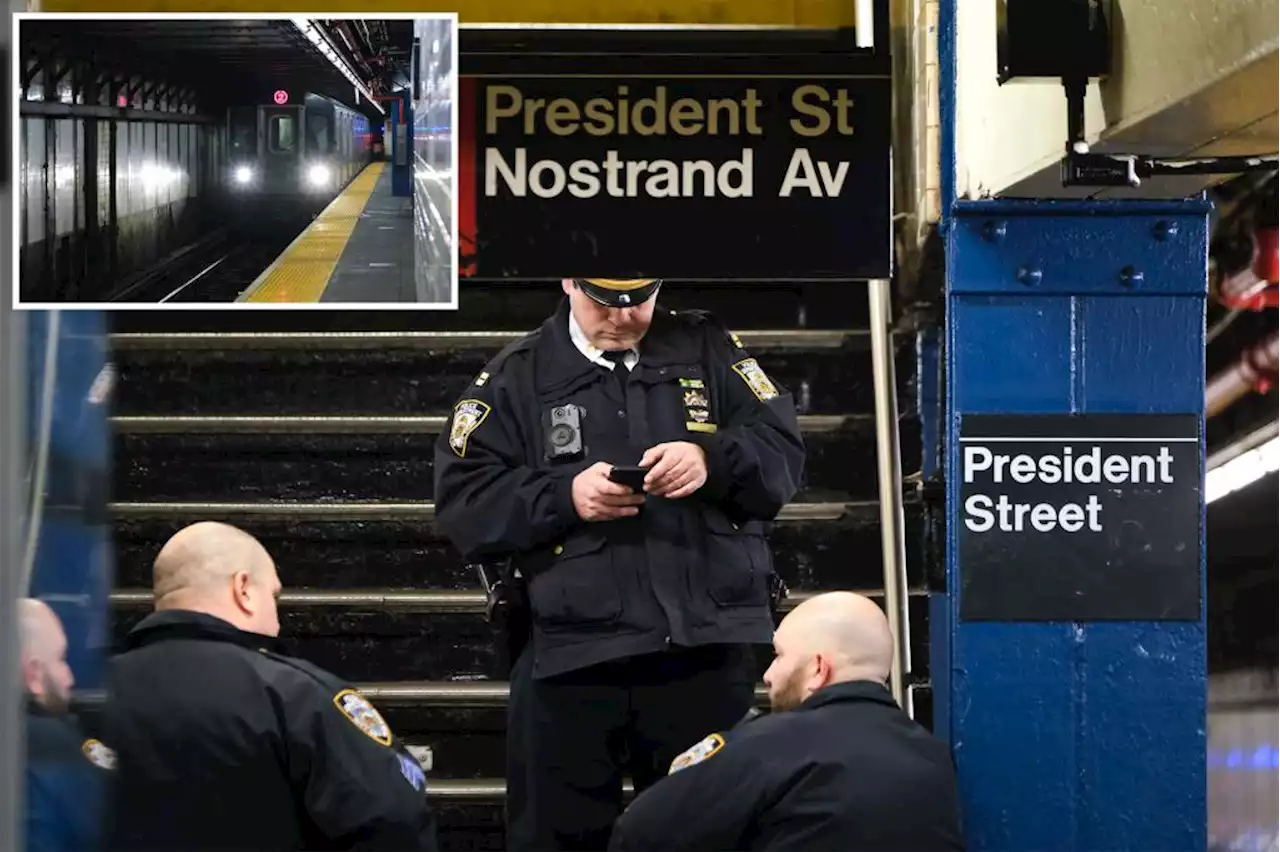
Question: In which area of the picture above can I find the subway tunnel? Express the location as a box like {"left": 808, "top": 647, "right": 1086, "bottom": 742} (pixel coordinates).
{"left": 16, "top": 16, "right": 455, "bottom": 305}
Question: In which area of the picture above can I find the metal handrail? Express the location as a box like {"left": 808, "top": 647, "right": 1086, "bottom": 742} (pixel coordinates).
{"left": 867, "top": 279, "right": 912, "bottom": 710}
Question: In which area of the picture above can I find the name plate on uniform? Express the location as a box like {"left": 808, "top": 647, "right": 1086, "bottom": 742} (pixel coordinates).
{"left": 958, "top": 414, "right": 1202, "bottom": 622}
{"left": 457, "top": 31, "right": 891, "bottom": 281}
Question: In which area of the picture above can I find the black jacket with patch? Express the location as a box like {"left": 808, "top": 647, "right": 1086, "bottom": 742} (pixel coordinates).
{"left": 609, "top": 681, "right": 966, "bottom": 852}
{"left": 434, "top": 298, "right": 807, "bottom": 679}
{"left": 25, "top": 701, "right": 108, "bottom": 852}
{"left": 101, "top": 610, "right": 438, "bottom": 851}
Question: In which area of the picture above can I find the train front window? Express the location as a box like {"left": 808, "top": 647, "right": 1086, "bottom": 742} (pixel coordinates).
{"left": 229, "top": 107, "right": 256, "bottom": 155}
{"left": 269, "top": 115, "right": 296, "bottom": 153}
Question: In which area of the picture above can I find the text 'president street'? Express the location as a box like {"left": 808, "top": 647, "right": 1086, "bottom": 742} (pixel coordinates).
{"left": 962, "top": 444, "right": 1178, "bottom": 534}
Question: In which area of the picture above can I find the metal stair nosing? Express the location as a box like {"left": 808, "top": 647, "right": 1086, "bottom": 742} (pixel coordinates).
{"left": 108, "top": 328, "right": 875, "bottom": 352}
{"left": 109, "top": 413, "right": 871, "bottom": 435}
{"left": 107, "top": 499, "right": 864, "bottom": 522}
{"left": 73, "top": 679, "right": 931, "bottom": 711}
{"left": 108, "top": 587, "right": 929, "bottom": 613}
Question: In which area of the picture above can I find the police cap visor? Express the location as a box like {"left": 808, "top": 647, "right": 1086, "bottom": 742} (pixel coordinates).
{"left": 575, "top": 278, "right": 662, "bottom": 308}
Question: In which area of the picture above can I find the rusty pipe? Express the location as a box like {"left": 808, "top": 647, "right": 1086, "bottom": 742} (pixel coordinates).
{"left": 1206, "top": 331, "right": 1279, "bottom": 419}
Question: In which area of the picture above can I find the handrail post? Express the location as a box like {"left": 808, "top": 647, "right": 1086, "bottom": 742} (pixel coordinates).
{"left": 867, "top": 278, "right": 912, "bottom": 709}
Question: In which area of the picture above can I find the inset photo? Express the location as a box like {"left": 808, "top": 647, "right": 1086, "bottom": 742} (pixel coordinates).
{"left": 13, "top": 12, "right": 458, "bottom": 308}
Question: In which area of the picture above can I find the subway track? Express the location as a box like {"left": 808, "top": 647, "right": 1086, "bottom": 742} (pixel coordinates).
{"left": 109, "top": 222, "right": 308, "bottom": 304}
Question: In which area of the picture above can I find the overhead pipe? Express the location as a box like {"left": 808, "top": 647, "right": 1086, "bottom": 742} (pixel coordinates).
{"left": 1206, "top": 330, "right": 1279, "bottom": 419}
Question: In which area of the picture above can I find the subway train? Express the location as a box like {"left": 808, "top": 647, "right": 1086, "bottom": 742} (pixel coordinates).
{"left": 224, "top": 91, "right": 375, "bottom": 227}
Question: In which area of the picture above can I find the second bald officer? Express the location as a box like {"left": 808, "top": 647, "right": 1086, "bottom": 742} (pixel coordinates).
{"left": 434, "top": 278, "right": 806, "bottom": 852}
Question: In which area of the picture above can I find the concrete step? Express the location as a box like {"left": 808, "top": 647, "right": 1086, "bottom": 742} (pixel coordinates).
{"left": 112, "top": 499, "right": 927, "bottom": 593}
{"left": 112, "top": 414, "right": 921, "bottom": 504}
{"left": 108, "top": 330, "right": 913, "bottom": 417}
{"left": 108, "top": 596, "right": 932, "bottom": 684}
{"left": 106, "top": 284, "right": 881, "bottom": 333}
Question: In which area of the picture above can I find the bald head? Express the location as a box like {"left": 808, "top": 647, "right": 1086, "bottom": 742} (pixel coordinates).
{"left": 152, "top": 522, "right": 282, "bottom": 637}
{"left": 762, "top": 592, "right": 896, "bottom": 712}
{"left": 18, "top": 598, "right": 74, "bottom": 711}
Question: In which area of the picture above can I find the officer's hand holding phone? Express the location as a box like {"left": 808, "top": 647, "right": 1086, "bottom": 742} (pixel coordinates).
{"left": 639, "top": 442, "right": 708, "bottom": 499}
{"left": 572, "top": 462, "right": 647, "bottom": 521}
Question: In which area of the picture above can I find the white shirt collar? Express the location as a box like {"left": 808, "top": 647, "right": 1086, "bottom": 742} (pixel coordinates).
{"left": 568, "top": 310, "right": 638, "bottom": 372}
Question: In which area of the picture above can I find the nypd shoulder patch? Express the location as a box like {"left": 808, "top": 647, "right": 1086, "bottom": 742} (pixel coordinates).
{"left": 81, "top": 738, "right": 117, "bottom": 770}
{"left": 333, "top": 688, "right": 393, "bottom": 747}
{"left": 668, "top": 732, "right": 726, "bottom": 775}
{"left": 449, "top": 398, "right": 492, "bottom": 458}
{"left": 731, "top": 358, "right": 780, "bottom": 402}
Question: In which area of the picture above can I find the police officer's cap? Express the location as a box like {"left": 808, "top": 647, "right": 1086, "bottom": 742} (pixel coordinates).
{"left": 574, "top": 278, "right": 662, "bottom": 308}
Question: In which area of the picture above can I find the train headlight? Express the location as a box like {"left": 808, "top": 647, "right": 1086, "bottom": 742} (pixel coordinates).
{"left": 307, "top": 164, "right": 330, "bottom": 187}
{"left": 234, "top": 166, "right": 253, "bottom": 185}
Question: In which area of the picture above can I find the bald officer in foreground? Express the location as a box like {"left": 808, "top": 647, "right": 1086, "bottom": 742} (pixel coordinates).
{"left": 609, "top": 592, "right": 965, "bottom": 852}
{"left": 102, "top": 521, "right": 438, "bottom": 851}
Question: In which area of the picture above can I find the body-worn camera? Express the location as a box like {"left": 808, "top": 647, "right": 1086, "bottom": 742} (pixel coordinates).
{"left": 544, "top": 404, "right": 585, "bottom": 460}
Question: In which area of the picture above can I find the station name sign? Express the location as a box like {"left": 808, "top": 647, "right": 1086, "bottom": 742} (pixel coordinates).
{"left": 458, "top": 70, "right": 891, "bottom": 280}
{"left": 958, "top": 414, "right": 1202, "bottom": 622}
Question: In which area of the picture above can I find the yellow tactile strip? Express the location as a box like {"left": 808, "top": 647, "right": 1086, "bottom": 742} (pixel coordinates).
{"left": 241, "top": 162, "right": 386, "bottom": 304}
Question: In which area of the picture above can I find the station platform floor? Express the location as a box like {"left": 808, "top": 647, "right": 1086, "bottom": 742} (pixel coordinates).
{"left": 239, "top": 162, "right": 418, "bottom": 304}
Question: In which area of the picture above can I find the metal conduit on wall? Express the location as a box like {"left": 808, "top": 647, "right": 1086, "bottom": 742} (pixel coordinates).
{"left": 1206, "top": 331, "right": 1279, "bottom": 419}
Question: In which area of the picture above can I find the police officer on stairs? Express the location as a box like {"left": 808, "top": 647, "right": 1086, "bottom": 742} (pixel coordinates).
{"left": 608, "top": 592, "right": 965, "bottom": 852}
{"left": 101, "top": 521, "right": 439, "bottom": 851}
{"left": 433, "top": 277, "right": 807, "bottom": 852}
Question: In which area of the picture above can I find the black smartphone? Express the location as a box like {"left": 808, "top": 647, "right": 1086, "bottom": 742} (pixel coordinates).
{"left": 608, "top": 465, "right": 649, "bottom": 492}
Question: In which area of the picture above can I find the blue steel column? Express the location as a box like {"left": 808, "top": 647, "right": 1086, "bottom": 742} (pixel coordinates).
{"left": 24, "top": 310, "right": 114, "bottom": 692}
{"left": 944, "top": 200, "right": 1209, "bottom": 850}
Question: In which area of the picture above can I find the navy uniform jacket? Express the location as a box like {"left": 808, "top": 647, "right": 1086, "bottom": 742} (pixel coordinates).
{"left": 102, "top": 610, "right": 438, "bottom": 851}
{"left": 433, "top": 298, "right": 806, "bottom": 679}
{"left": 609, "top": 681, "right": 966, "bottom": 852}
{"left": 25, "top": 701, "right": 109, "bottom": 852}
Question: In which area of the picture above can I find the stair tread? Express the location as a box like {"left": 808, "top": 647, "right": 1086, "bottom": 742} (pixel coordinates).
{"left": 109, "top": 328, "right": 868, "bottom": 350}
{"left": 107, "top": 499, "right": 869, "bottom": 521}
{"left": 108, "top": 587, "right": 928, "bottom": 608}
{"left": 110, "top": 413, "right": 870, "bottom": 432}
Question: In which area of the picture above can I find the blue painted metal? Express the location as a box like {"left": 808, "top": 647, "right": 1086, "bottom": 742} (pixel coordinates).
{"left": 917, "top": 328, "right": 951, "bottom": 741}
{"left": 24, "top": 311, "right": 113, "bottom": 691}
{"left": 389, "top": 91, "right": 413, "bottom": 198}
{"left": 944, "top": 199, "right": 1209, "bottom": 851}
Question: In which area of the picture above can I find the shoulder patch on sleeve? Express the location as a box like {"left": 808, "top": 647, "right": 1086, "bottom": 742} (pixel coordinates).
{"left": 668, "top": 732, "right": 726, "bottom": 774}
{"left": 731, "top": 358, "right": 780, "bottom": 402}
{"left": 448, "top": 398, "right": 492, "bottom": 458}
{"left": 81, "top": 738, "right": 116, "bottom": 770}
{"left": 396, "top": 750, "right": 428, "bottom": 792}
{"left": 333, "top": 688, "right": 394, "bottom": 747}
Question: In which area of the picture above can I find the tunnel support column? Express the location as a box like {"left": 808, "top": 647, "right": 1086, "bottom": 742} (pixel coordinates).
{"left": 943, "top": 199, "right": 1210, "bottom": 851}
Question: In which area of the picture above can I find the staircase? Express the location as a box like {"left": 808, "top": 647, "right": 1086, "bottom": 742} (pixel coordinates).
{"left": 105, "top": 283, "right": 930, "bottom": 851}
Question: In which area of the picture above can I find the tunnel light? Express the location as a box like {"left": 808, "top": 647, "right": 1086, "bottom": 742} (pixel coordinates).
{"left": 1205, "top": 426, "right": 1280, "bottom": 504}
{"left": 307, "top": 164, "right": 331, "bottom": 186}
{"left": 291, "top": 18, "right": 385, "bottom": 116}
{"left": 234, "top": 166, "right": 254, "bottom": 185}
